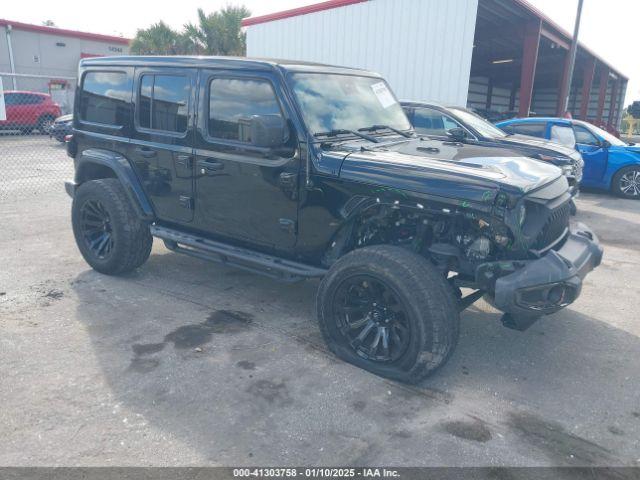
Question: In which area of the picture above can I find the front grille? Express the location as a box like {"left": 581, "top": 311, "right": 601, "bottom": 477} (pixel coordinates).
{"left": 533, "top": 201, "right": 571, "bottom": 250}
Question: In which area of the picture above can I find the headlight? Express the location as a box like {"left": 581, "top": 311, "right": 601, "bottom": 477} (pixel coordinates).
{"left": 561, "top": 165, "right": 574, "bottom": 177}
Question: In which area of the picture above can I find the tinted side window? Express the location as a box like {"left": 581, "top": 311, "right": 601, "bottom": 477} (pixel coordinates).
{"left": 139, "top": 76, "right": 152, "bottom": 129}
{"left": 79, "top": 71, "right": 131, "bottom": 126}
{"left": 574, "top": 125, "right": 600, "bottom": 146}
{"left": 26, "top": 94, "right": 44, "bottom": 105}
{"left": 509, "top": 123, "right": 547, "bottom": 138}
{"left": 3, "top": 93, "right": 18, "bottom": 106}
{"left": 138, "top": 74, "right": 190, "bottom": 133}
{"left": 208, "top": 78, "right": 281, "bottom": 142}
{"left": 412, "top": 107, "right": 461, "bottom": 136}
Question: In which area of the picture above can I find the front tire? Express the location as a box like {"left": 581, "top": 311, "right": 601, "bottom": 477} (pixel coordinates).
{"left": 72, "top": 179, "right": 153, "bottom": 275}
{"left": 612, "top": 166, "right": 640, "bottom": 199}
{"left": 316, "top": 245, "right": 459, "bottom": 384}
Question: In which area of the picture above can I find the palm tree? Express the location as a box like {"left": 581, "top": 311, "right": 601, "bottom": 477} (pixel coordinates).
{"left": 187, "top": 6, "right": 250, "bottom": 56}
{"left": 130, "top": 22, "right": 184, "bottom": 55}
{"left": 131, "top": 6, "right": 250, "bottom": 56}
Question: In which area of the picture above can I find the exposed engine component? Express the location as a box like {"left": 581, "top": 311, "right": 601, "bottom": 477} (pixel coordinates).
{"left": 466, "top": 236, "right": 491, "bottom": 261}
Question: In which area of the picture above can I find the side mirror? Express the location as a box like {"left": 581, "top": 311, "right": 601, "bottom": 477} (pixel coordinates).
{"left": 446, "top": 127, "right": 467, "bottom": 142}
{"left": 601, "top": 139, "right": 611, "bottom": 149}
{"left": 248, "top": 114, "right": 288, "bottom": 148}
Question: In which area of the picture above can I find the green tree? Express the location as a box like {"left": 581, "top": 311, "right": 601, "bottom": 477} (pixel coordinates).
{"left": 131, "top": 21, "right": 188, "bottom": 55}
{"left": 185, "top": 6, "right": 251, "bottom": 56}
{"left": 130, "top": 6, "right": 250, "bottom": 56}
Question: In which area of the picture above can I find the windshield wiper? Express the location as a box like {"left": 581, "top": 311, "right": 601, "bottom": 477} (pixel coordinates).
{"left": 314, "top": 129, "right": 379, "bottom": 143}
{"left": 358, "top": 124, "right": 414, "bottom": 138}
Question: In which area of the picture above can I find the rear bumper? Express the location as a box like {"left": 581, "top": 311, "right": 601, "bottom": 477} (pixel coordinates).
{"left": 478, "top": 223, "right": 602, "bottom": 318}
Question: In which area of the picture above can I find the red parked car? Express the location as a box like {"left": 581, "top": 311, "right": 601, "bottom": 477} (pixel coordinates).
{"left": 1, "top": 91, "right": 61, "bottom": 134}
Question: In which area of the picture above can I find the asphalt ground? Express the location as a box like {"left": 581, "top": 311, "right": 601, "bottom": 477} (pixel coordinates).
{"left": 1, "top": 136, "right": 639, "bottom": 467}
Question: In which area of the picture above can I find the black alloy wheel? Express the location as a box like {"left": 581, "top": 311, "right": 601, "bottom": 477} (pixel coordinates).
{"left": 333, "top": 275, "right": 411, "bottom": 363}
{"left": 71, "top": 179, "right": 152, "bottom": 275}
{"left": 80, "top": 199, "right": 115, "bottom": 260}
{"left": 316, "top": 245, "right": 460, "bottom": 383}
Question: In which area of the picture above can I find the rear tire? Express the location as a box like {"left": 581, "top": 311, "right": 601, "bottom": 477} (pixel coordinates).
{"left": 612, "top": 166, "right": 640, "bottom": 199}
{"left": 316, "top": 245, "right": 459, "bottom": 384}
{"left": 72, "top": 179, "right": 153, "bottom": 275}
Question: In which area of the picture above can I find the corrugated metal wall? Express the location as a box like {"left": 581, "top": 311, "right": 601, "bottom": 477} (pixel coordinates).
{"left": 245, "top": 0, "right": 479, "bottom": 106}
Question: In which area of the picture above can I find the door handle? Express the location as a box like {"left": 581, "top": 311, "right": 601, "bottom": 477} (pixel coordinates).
{"left": 198, "top": 159, "right": 224, "bottom": 174}
{"left": 135, "top": 146, "right": 157, "bottom": 158}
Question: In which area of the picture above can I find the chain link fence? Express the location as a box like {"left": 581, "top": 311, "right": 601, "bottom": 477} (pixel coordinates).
{"left": 1, "top": 73, "right": 76, "bottom": 199}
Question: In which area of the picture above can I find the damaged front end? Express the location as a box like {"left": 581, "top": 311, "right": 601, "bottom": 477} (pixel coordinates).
{"left": 473, "top": 178, "right": 603, "bottom": 330}
{"left": 325, "top": 175, "right": 602, "bottom": 331}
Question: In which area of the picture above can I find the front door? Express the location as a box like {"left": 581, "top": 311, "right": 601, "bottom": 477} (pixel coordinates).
{"left": 128, "top": 68, "right": 196, "bottom": 224}
{"left": 573, "top": 124, "right": 608, "bottom": 182}
{"left": 193, "top": 69, "right": 300, "bottom": 252}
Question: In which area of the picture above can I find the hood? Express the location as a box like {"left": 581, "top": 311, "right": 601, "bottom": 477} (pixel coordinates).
{"left": 332, "top": 137, "right": 563, "bottom": 204}
{"left": 613, "top": 143, "right": 640, "bottom": 154}
{"left": 502, "top": 134, "right": 578, "bottom": 160}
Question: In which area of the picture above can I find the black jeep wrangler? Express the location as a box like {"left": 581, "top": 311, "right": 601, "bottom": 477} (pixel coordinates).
{"left": 65, "top": 56, "right": 603, "bottom": 383}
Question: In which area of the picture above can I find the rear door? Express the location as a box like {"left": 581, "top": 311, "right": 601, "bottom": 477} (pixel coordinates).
{"left": 128, "top": 68, "right": 196, "bottom": 223}
{"left": 193, "top": 69, "right": 300, "bottom": 252}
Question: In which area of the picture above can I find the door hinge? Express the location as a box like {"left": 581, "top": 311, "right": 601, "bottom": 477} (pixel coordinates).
{"left": 179, "top": 195, "right": 194, "bottom": 210}
{"left": 278, "top": 218, "right": 296, "bottom": 234}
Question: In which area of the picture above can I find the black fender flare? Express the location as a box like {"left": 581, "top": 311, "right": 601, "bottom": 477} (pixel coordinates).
{"left": 75, "top": 148, "right": 155, "bottom": 221}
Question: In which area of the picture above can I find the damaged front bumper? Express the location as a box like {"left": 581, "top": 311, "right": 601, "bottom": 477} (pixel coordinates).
{"left": 477, "top": 223, "right": 602, "bottom": 329}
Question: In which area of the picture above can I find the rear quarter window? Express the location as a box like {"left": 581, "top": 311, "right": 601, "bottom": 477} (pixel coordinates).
{"left": 79, "top": 71, "right": 132, "bottom": 126}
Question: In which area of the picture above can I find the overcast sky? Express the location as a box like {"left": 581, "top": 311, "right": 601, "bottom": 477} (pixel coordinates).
{"left": 4, "top": 0, "right": 638, "bottom": 104}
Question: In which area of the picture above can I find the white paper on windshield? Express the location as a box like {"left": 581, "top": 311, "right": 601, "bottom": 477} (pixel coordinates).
{"left": 371, "top": 82, "right": 396, "bottom": 109}
{"left": 0, "top": 78, "right": 6, "bottom": 121}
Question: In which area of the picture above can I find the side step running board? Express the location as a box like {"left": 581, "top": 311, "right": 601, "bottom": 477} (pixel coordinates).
{"left": 150, "top": 225, "right": 327, "bottom": 282}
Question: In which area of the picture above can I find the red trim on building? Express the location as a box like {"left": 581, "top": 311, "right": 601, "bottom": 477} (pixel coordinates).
{"left": 81, "top": 53, "right": 103, "bottom": 59}
{"left": 0, "top": 19, "right": 130, "bottom": 45}
{"left": 241, "top": 0, "right": 368, "bottom": 26}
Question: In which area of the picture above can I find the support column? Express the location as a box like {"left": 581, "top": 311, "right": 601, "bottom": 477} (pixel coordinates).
{"left": 579, "top": 57, "right": 596, "bottom": 120}
{"left": 595, "top": 68, "right": 610, "bottom": 125}
{"left": 485, "top": 78, "right": 493, "bottom": 111}
{"left": 607, "top": 77, "right": 620, "bottom": 128}
{"left": 518, "top": 20, "right": 542, "bottom": 117}
{"left": 509, "top": 83, "right": 517, "bottom": 111}
{"left": 556, "top": 50, "right": 572, "bottom": 116}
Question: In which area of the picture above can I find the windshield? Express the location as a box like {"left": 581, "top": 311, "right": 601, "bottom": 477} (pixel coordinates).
{"left": 449, "top": 108, "right": 508, "bottom": 139}
{"left": 290, "top": 73, "right": 411, "bottom": 136}
{"left": 583, "top": 122, "right": 627, "bottom": 146}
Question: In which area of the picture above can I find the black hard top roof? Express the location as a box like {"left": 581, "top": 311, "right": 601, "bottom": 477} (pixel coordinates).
{"left": 80, "top": 55, "right": 379, "bottom": 76}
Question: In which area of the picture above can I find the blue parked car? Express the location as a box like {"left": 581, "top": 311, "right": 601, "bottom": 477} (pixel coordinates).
{"left": 496, "top": 117, "right": 640, "bottom": 199}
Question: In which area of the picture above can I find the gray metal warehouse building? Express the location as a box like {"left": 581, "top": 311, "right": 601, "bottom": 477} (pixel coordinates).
{"left": 243, "top": 0, "right": 628, "bottom": 131}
